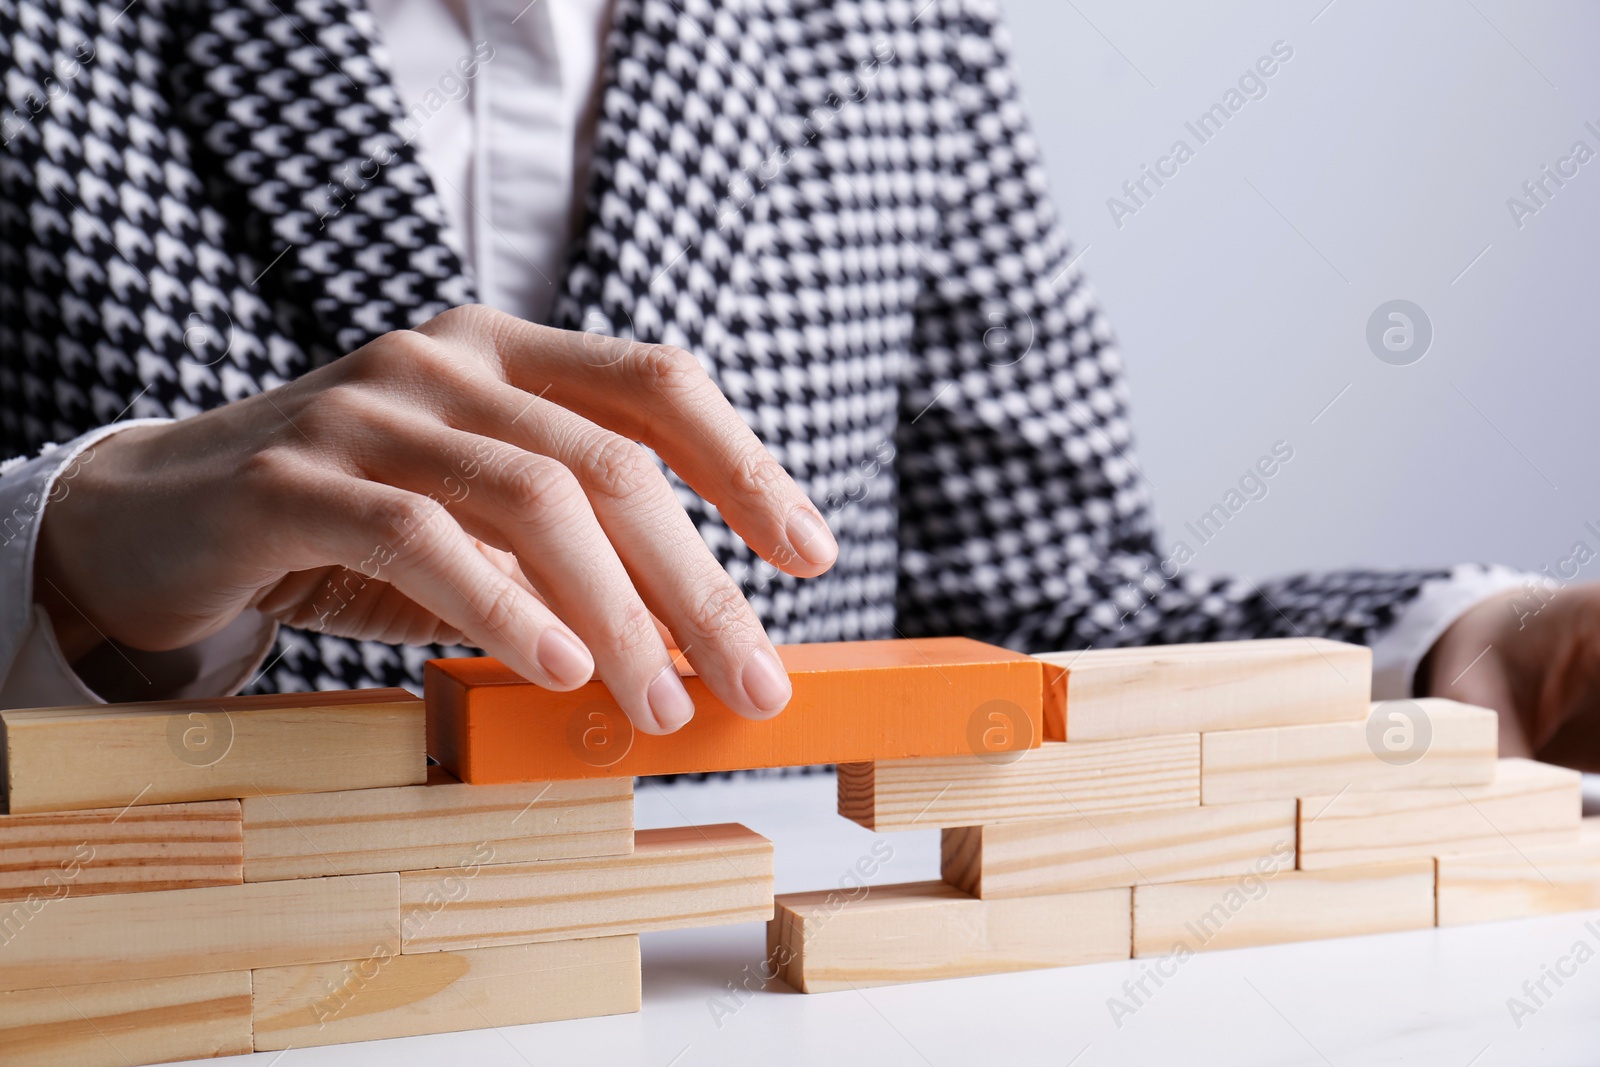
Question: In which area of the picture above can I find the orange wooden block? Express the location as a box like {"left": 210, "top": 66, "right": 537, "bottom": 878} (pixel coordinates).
{"left": 426, "top": 638, "right": 1042, "bottom": 783}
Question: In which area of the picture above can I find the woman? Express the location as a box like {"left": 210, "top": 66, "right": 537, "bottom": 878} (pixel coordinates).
{"left": 0, "top": 0, "right": 1586, "bottom": 761}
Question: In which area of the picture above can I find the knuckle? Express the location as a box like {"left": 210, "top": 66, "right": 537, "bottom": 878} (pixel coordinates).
{"left": 422, "top": 304, "right": 520, "bottom": 383}
{"left": 427, "top": 303, "right": 499, "bottom": 336}
{"left": 578, "top": 433, "right": 662, "bottom": 502}
{"left": 349, "top": 324, "right": 490, "bottom": 393}
{"left": 499, "top": 455, "right": 583, "bottom": 523}
{"left": 681, "top": 581, "right": 752, "bottom": 641}
{"left": 728, "top": 445, "right": 785, "bottom": 501}
{"left": 475, "top": 578, "right": 527, "bottom": 638}
{"left": 630, "top": 343, "right": 704, "bottom": 395}
{"left": 603, "top": 600, "right": 661, "bottom": 661}
{"left": 354, "top": 329, "right": 440, "bottom": 375}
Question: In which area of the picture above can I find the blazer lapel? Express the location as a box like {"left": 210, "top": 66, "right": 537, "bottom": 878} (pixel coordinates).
{"left": 555, "top": 0, "right": 789, "bottom": 348}
{"left": 171, "top": 0, "right": 474, "bottom": 365}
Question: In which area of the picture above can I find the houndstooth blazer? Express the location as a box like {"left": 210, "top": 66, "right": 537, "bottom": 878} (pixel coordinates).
{"left": 0, "top": 0, "right": 1455, "bottom": 695}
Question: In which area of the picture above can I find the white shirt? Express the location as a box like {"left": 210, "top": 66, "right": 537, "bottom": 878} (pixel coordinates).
{"left": 0, "top": 0, "right": 1522, "bottom": 708}
{"left": 372, "top": 0, "right": 614, "bottom": 323}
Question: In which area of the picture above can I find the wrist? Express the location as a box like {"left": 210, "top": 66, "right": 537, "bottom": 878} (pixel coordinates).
{"left": 33, "top": 528, "right": 103, "bottom": 663}
{"left": 1418, "top": 593, "right": 1505, "bottom": 696}
{"left": 30, "top": 424, "right": 158, "bottom": 663}
{"left": 1419, "top": 590, "right": 1535, "bottom": 756}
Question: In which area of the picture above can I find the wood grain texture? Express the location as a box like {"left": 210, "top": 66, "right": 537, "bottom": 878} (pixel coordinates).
{"left": 399, "top": 823, "right": 772, "bottom": 952}
{"left": 838, "top": 736, "right": 1199, "bottom": 831}
{"left": 427, "top": 637, "right": 1042, "bottom": 782}
{"left": 1437, "top": 818, "right": 1600, "bottom": 926}
{"left": 2, "top": 689, "right": 425, "bottom": 814}
{"left": 242, "top": 766, "right": 632, "bottom": 881}
{"left": 942, "top": 800, "right": 1296, "bottom": 897}
{"left": 1298, "top": 758, "right": 1582, "bottom": 870}
{"left": 0, "top": 872, "right": 399, "bottom": 991}
{"left": 0, "top": 971, "right": 252, "bottom": 1067}
{"left": 1037, "top": 637, "right": 1370, "bottom": 741}
{"left": 1132, "top": 860, "right": 1435, "bottom": 956}
{"left": 0, "top": 800, "right": 241, "bottom": 902}
{"left": 1201, "top": 699, "right": 1498, "bottom": 805}
{"left": 252, "top": 935, "right": 640, "bottom": 1050}
{"left": 769, "top": 881, "right": 1130, "bottom": 993}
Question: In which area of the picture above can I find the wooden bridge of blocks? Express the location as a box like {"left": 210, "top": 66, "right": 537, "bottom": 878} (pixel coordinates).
{"left": 1, "top": 636, "right": 1596, "bottom": 1063}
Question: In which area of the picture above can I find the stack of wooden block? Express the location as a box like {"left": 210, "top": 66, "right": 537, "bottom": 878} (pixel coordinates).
{"left": 0, "top": 690, "right": 772, "bottom": 1065}
{"left": 5, "top": 634, "right": 1599, "bottom": 1061}
{"left": 770, "top": 638, "right": 1600, "bottom": 991}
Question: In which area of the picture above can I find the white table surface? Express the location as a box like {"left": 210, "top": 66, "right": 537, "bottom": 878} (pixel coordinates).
{"left": 168, "top": 772, "right": 1600, "bottom": 1067}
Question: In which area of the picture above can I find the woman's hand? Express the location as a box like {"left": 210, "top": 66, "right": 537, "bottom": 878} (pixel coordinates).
{"left": 34, "top": 305, "right": 838, "bottom": 733}
{"left": 1423, "top": 581, "right": 1600, "bottom": 770}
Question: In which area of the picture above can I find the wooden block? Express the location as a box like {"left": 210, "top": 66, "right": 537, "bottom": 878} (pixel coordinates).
{"left": 0, "top": 800, "right": 241, "bottom": 902}
{"left": 769, "top": 881, "right": 1129, "bottom": 992}
{"left": 426, "top": 637, "right": 1041, "bottom": 783}
{"left": 1298, "top": 758, "right": 1583, "bottom": 870}
{"left": 942, "top": 800, "right": 1295, "bottom": 897}
{"left": 1201, "top": 699, "right": 1498, "bottom": 805}
{"left": 0, "top": 872, "right": 399, "bottom": 990}
{"left": 243, "top": 766, "right": 632, "bottom": 881}
{"left": 1437, "top": 818, "right": 1600, "bottom": 926}
{"left": 1037, "top": 637, "right": 1370, "bottom": 741}
{"left": 0, "top": 971, "right": 252, "bottom": 1067}
{"left": 2, "top": 689, "right": 425, "bottom": 814}
{"left": 838, "top": 735, "right": 1199, "bottom": 831}
{"left": 1132, "top": 859, "right": 1435, "bottom": 956}
{"left": 252, "top": 935, "right": 640, "bottom": 1050}
{"left": 400, "top": 823, "right": 772, "bottom": 952}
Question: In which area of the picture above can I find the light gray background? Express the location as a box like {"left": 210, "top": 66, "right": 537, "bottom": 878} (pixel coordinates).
{"left": 1004, "top": 0, "right": 1599, "bottom": 581}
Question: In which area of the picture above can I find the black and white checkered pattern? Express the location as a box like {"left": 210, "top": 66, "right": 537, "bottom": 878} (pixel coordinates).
{"left": 1, "top": 0, "right": 1459, "bottom": 696}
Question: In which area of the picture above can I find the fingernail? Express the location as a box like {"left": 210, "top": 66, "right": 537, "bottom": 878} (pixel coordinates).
{"left": 786, "top": 507, "right": 837, "bottom": 567}
{"left": 647, "top": 664, "right": 696, "bottom": 731}
{"left": 741, "top": 648, "right": 792, "bottom": 716}
{"left": 536, "top": 630, "right": 593, "bottom": 688}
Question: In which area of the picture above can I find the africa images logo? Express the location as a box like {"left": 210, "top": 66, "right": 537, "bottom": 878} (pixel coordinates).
{"left": 566, "top": 701, "right": 635, "bottom": 768}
